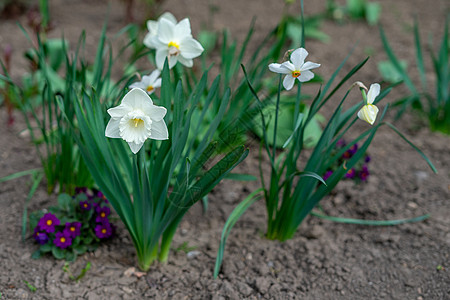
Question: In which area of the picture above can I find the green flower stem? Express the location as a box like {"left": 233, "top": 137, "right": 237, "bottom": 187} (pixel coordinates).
{"left": 137, "top": 244, "right": 158, "bottom": 271}
{"left": 361, "top": 89, "right": 368, "bottom": 105}
{"left": 158, "top": 214, "right": 183, "bottom": 263}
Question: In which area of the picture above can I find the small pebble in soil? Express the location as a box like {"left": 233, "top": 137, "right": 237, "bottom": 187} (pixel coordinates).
{"left": 187, "top": 250, "right": 201, "bottom": 259}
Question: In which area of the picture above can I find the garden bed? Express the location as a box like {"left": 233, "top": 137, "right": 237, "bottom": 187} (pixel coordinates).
{"left": 0, "top": 0, "right": 449, "bottom": 298}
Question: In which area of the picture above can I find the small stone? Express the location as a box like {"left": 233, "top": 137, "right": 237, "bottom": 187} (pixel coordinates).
{"left": 122, "top": 286, "right": 133, "bottom": 294}
{"left": 407, "top": 202, "right": 418, "bottom": 209}
{"left": 414, "top": 171, "right": 428, "bottom": 183}
{"left": 187, "top": 250, "right": 201, "bottom": 259}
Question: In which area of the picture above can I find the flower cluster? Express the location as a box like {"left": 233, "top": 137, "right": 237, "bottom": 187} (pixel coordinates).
{"left": 323, "top": 139, "right": 372, "bottom": 183}
{"left": 30, "top": 188, "right": 115, "bottom": 261}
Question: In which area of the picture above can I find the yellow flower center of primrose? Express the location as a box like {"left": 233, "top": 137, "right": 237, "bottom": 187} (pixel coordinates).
{"left": 146, "top": 85, "right": 154, "bottom": 93}
{"left": 46, "top": 220, "right": 52, "bottom": 226}
{"left": 292, "top": 70, "right": 301, "bottom": 78}
{"left": 101, "top": 229, "right": 107, "bottom": 234}
{"left": 131, "top": 118, "right": 144, "bottom": 128}
{"left": 70, "top": 227, "right": 75, "bottom": 232}
{"left": 84, "top": 203, "right": 88, "bottom": 208}
{"left": 100, "top": 212, "right": 106, "bottom": 218}
{"left": 60, "top": 237, "right": 66, "bottom": 243}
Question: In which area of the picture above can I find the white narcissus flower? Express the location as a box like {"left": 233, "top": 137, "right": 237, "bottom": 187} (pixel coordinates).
{"left": 143, "top": 12, "right": 177, "bottom": 49}
{"left": 147, "top": 17, "right": 204, "bottom": 69}
{"left": 105, "top": 88, "right": 169, "bottom": 154}
{"left": 129, "top": 70, "right": 162, "bottom": 95}
{"left": 357, "top": 83, "right": 380, "bottom": 125}
{"left": 268, "top": 47, "right": 321, "bottom": 90}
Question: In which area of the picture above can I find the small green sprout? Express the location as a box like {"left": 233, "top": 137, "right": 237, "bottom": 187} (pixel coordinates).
{"left": 23, "top": 280, "right": 37, "bottom": 293}
{"left": 63, "top": 262, "right": 92, "bottom": 282}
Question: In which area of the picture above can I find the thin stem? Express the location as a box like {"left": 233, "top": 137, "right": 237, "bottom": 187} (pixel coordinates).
{"left": 158, "top": 214, "right": 183, "bottom": 263}
{"left": 272, "top": 74, "right": 283, "bottom": 158}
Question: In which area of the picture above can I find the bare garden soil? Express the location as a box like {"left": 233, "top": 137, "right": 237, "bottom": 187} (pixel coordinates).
{"left": 0, "top": 0, "right": 449, "bottom": 299}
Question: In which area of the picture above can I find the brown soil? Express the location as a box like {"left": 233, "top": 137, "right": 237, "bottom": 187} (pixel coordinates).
{"left": 1, "top": 0, "right": 449, "bottom": 299}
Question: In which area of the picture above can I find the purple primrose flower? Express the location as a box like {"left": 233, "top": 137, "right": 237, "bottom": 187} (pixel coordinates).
{"left": 343, "top": 144, "right": 358, "bottom": 159}
{"left": 38, "top": 213, "right": 60, "bottom": 233}
{"left": 345, "top": 168, "right": 356, "bottom": 179}
{"left": 95, "top": 222, "right": 113, "bottom": 239}
{"left": 64, "top": 222, "right": 81, "bottom": 238}
{"left": 79, "top": 200, "right": 91, "bottom": 211}
{"left": 54, "top": 231, "right": 73, "bottom": 249}
{"left": 364, "top": 155, "right": 371, "bottom": 163}
{"left": 360, "top": 165, "right": 370, "bottom": 181}
{"left": 95, "top": 206, "right": 111, "bottom": 223}
{"left": 33, "top": 228, "right": 49, "bottom": 245}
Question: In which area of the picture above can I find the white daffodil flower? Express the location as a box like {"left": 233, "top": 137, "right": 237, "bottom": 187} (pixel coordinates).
{"left": 105, "top": 88, "right": 169, "bottom": 154}
{"left": 147, "top": 17, "right": 204, "bottom": 69}
{"left": 129, "top": 70, "right": 162, "bottom": 95}
{"left": 268, "top": 47, "right": 321, "bottom": 90}
{"left": 357, "top": 83, "right": 380, "bottom": 125}
{"left": 143, "top": 12, "right": 177, "bottom": 49}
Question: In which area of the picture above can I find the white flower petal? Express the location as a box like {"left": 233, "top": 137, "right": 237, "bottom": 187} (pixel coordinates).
{"left": 300, "top": 61, "right": 320, "bottom": 71}
{"left": 156, "top": 49, "right": 169, "bottom": 70}
{"left": 168, "top": 55, "right": 178, "bottom": 69}
{"left": 149, "top": 120, "right": 169, "bottom": 140}
{"left": 283, "top": 75, "right": 295, "bottom": 90}
{"left": 357, "top": 104, "right": 379, "bottom": 125}
{"left": 105, "top": 118, "right": 121, "bottom": 138}
{"left": 157, "top": 18, "right": 174, "bottom": 44}
{"left": 142, "top": 103, "right": 167, "bottom": 122}
{"left": 153, "top": 78, "right": 162, "bottom": 88}
{"left": 128, "top": 141, "right": 145, "bottom": 154}
{"left": 179, "top": 37, "right": 204, "bottom": 59}
{"left": 367, "top": 83, "right": 380, "bottom": 104}
{"left": 143, "top": 32, "right": 155, "bottom": 49}
{"left": 177, "top": 55, "right": 193, "bottom": 68}
{"left": 146, "top": 20, "right": 158, "bottom": 33}
{"left": 160, "top": 12, "right": 177, "bottom": 25}
{"left": 298, "top": 70, "right": 315, "bottom": 82}
{"left": 269, "top": 63, "right": 291, "bottom": 74}
{"left": 148, "top": 69, "right": 161, "bottom": 83}
{"left": 174, "top": 18, "right": 192, "bottom": 40}
{"left": 281, "top": 61, "right": 295, "bottom": 71}
{"left": 291, "top": 48, "right": 308, "bottom": 69}
{"left": 122, "top": 88, "right": 154, "bottom": 109}
{"left": 107, "top": 105, "right": 131, "bottom": 118}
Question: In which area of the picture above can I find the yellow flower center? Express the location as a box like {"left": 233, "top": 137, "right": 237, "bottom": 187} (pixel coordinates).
{"left": 60, "top": 237, "right": 66, "bottom": 243}
{"left": 84, "top": 203, "right": 88, "bottom": 208}
{"left": 168, "top": 41, "right": 179, "bottom": 49}
{"left": 100, "top": 212, "right": 106, "bottom": 218}
{"left": 146, "top": 85, "right": 154, "bottom": 93}
{"left": 101, "top": 229, "right": 107, "bottom": 234}
{"left": 46, "top": 220, "right": 52, "bottom": 226}
{"left": 70, "top": 227, "right": 75, "bottom": 232}
{"left": 292, "top": 70, "right": 301, "bottom": 78}
{"left": 132, "top": 118, "right": 144, "bottom": 128}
